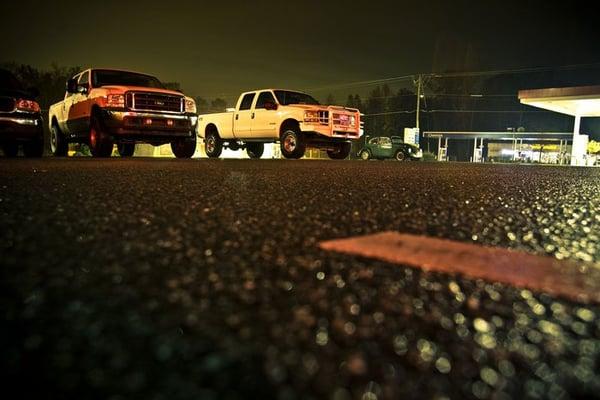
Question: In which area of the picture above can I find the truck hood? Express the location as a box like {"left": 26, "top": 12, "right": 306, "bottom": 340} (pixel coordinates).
{"left": 286, "top": 104, "right": 359, "bottom": 112}
{"left": 99, "top": 85, "right": 185, "bottom": 96}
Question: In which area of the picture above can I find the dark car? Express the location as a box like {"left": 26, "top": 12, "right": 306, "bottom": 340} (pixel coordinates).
{"left": 358, "top": 136, "right": 422, "bottom": 161}
{"left": 0, "top": 69, "right": 44, "bottom": 157}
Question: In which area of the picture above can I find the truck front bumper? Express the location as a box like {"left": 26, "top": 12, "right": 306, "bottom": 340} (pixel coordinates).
{"left": 0, "top": 114, "right": 43, "bottom": 142}
{"left": 101, "top": 109, "right": 197, "bottom": 143}
{"left": 299, "top": 122, "right": 361, "bottom": 139}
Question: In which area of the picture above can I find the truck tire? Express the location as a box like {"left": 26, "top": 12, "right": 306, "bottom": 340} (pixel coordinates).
{"left": 205, "top": 130, "right": 223, "bottom": 158}
{"left": 2, "top": 143, "right": 18, "bottom": 157}
{"left": 246, "top": 143, "right": 264, "bottom": 159}
{"left": 23, "top": 134, "right": 44, "bottom": 157}
{"left": 89, "top": 115, "right": 114, "bottom": 158}
{"left": 280, "top": 128, "right": 305, "bottom": 159}
{"left": 327, "top": 142, "right": 351, "bottom": 160}
{"left": 171, "top": 136, "right": 196, "bottom": 158}
{"left": 395, "top": 150, "right": 406, "bottom": 161}
{"left": 50, "top": 123, "right": 68, "bottom": 157}
{"left": 117, "top": 143, "right": 136, "bottom": 157}
{"left": 359, "top": 149, "right": 371, "bottom": 160}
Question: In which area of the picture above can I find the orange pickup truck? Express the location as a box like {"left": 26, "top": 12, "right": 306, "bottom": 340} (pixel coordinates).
{"left": 48, "top": 68, "right": 198, "bottom": 158}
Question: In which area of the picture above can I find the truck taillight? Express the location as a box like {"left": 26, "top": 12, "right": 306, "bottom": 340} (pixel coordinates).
{"left": 106, "top": 94, "right": 125, "bottom": 108}
{"left": 16, "top": 99, "right": 40, "bottom": 113}
{"left": 185, "top": 98, "right": 196, "bottom": 113}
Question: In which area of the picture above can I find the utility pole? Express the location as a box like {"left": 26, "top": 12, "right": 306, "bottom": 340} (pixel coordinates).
{"left": 414, "top": 74, "right": 424, "bottom": 151}
{"left": 415, "top": 74, "right": 422, "bottom": 131}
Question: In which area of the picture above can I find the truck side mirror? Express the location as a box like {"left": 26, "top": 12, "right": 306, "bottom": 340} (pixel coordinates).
{"left": 264, "top": 101, "right": 278, "bottom": 111}
{"left": 66, "top": 79, "right": 78, "bottom": 94}
{"left": 77, "top": 83, "right": 89, "bottom": 94}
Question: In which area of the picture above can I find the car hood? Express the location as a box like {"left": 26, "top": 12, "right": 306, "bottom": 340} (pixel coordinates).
{"left": 286, "top": 104, "right": 357, "bottom": 112}
{"left": 98, "top": 85, "right": 185, "bottom": 96}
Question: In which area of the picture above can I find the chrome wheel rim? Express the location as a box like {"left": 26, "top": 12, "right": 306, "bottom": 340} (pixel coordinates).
{"left": 50, "top": 127, "right": 57, "bottom": 153}
{"left": 206, "top": 136, "right": 215, "bottom": 153}
{"left": 283, "top": 134, "right": 296, "bottom": 152}
{"left": 90, "top": 127, "right": 98, "bottom": 149}
{"left": 396, "top": 152, "right": 405, "bottom": 161}
{"left": 361, "top": 151, "right": 369, "bottom": 160}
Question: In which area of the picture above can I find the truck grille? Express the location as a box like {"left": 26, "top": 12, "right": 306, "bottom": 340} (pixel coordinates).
{"left": 0, "top": 97, "right": 15, "bottom": 113}
{"left": 126, "top": 92, "right": 183, "bottom": 113}
{"left": 318, "top": 111, "right": 329, "bottom": 125}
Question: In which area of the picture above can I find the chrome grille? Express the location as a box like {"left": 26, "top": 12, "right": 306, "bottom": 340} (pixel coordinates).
{"left": 0, "top": 97, "right": 15, "bottom": 113}
{"left": 126, "top": 92, "right": 183, "bottom": 113}
{"left": 318, "top": 110, "right": 329, "bottom": 125}
{"left": 332, "top": 113, "right": 352, "bottom": 126}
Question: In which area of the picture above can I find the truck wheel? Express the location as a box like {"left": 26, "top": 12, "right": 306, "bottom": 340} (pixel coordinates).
{"left": 280, "top": 128, "right": 305, "bottom": 159}
{"left": 327, "top": 142, "right": 351, "bottom": 160}
{"left": 23, "top": 135, "right": 44, "bottom": 157}
{"left": 50, "top": 123, "right": 68, "bottom": 157}
{"left": 360, "top": 149, "right": 371, "bottom": 160}
{"left": 2, "top": 143, "right": 18, "bottom": 157}
{"left": 395, "top": 150, "right": 406, "bottom": 161}
{"left": 171, "top": 136, "right": 196, "bottom": 158}
{"left": 117, "top": 143, "right": 136, "bottom": 157}
{"left": 246, "top": 143, "right": 264, "bottom": 159}
{"left": 205, "top": 130, "right": 223, "bottom": 158}
{"left": 89, "top": 115, "right": 114, "bottom": 158}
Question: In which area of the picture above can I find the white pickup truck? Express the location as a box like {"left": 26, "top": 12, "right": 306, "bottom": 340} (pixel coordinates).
{"left": 197, "top": 89, "right": 362, "bottom": 159}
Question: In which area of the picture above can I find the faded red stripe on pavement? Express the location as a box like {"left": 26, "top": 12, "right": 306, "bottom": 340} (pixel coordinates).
{"left": 319, "top": 231, "right": 600, "bottom": 304}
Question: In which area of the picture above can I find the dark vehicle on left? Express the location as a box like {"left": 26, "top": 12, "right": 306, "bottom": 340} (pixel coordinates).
{"left": 0, "top": 69, "right": 44, "bottom": 157}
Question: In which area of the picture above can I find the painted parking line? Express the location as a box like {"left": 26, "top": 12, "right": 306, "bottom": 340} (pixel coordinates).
{"left": 319, "top": 232, "right": 600, "bottom": 304}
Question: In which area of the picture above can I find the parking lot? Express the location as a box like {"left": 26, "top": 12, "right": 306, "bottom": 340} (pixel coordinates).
{"left": 1, "top": 158, "right": 599, "bottom": 399}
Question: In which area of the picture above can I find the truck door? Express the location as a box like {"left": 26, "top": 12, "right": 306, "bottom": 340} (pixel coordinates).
{"left": 233, "top": 92, "right": 255, "bottom": 138}
{"left": 69, "top": 71, "right": 91, "bottom": 134}
{"left": 63, "top": 73, "right": 81, "bottom": 135}
{"left": 252, "top": 91, "right": 278, "bottom": 138}
{"left": 378, "top": 137, "right": 394, "bottom": 158}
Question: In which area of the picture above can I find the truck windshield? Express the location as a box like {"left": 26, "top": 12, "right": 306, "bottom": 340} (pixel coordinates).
{"left": 274, "top": 90, "right": 320, "bottom": 105}
{"left": 92, "top": 70, "right": 165, "bottom": 89}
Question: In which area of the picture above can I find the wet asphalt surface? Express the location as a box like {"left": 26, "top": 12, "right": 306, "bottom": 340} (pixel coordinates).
{"left": 1, "top": 158, "right": 600, "bottom": 400}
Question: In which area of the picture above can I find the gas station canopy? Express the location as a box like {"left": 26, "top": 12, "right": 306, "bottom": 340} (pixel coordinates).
{"left": 518, "top": 85, "right": 600, "bottom": 117}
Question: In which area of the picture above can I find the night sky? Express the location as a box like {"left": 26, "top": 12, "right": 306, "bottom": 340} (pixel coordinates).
{"left": 1, "top": 0, "right": 599, "bottom": 100}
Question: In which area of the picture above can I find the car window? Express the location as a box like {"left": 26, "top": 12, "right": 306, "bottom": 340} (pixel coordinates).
{"left": 255, "top": 91, "right": 276, "bottom": 109}
{"left": 92, "top": 70, "right": 164, "bottom": 88}
{"left": 78, "top": 71, "right": 89, "bottom": 85}
{"left": 380, "top": 137, "right": 392, "bottom": 147}
{"left": 274, "top": 90, "right": 320, "bottom": 105}
{"left": 369, "top": 137, "right": 379, "bottom": 145}
{"left": 239, "top": 93, "right": 256, "bottom": 111}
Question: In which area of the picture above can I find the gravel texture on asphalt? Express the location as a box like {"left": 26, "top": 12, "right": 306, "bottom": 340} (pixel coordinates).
{"left": 1, "top": 158, "right": 599, "bottom": 400}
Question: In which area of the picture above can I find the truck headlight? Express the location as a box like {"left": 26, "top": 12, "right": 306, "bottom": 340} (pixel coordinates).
{"left": 106, "top": 94, "right": 125, "bottom": 108}
{"left": 185, "top": 99, "right": 196, "bottom": 114}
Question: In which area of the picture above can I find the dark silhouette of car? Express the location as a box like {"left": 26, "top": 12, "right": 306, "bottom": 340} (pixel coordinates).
{"left": 358, "top": 136, "right": 422, "bottom": 161}
{"left": 0, "top": 69, "right": 44, "bottom": 157}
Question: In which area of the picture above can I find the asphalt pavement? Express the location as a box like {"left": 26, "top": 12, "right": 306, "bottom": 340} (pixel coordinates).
{"left": 1, "top": 158, "right": 599, "bottom": 400}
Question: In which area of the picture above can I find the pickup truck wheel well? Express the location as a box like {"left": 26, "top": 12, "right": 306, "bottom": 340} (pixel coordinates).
{"left": 279, "top": 119, "right": 300, "bottom": 138}
{"left": 205, "top": 123, "right": 220, "bottom": 138}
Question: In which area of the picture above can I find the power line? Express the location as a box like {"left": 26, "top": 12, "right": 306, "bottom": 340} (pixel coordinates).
{"left": 305, "top": 62, "right": 600, "bottom": 93}
{"left": 363, "top": 109, "right": 555, "bottom": 117}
